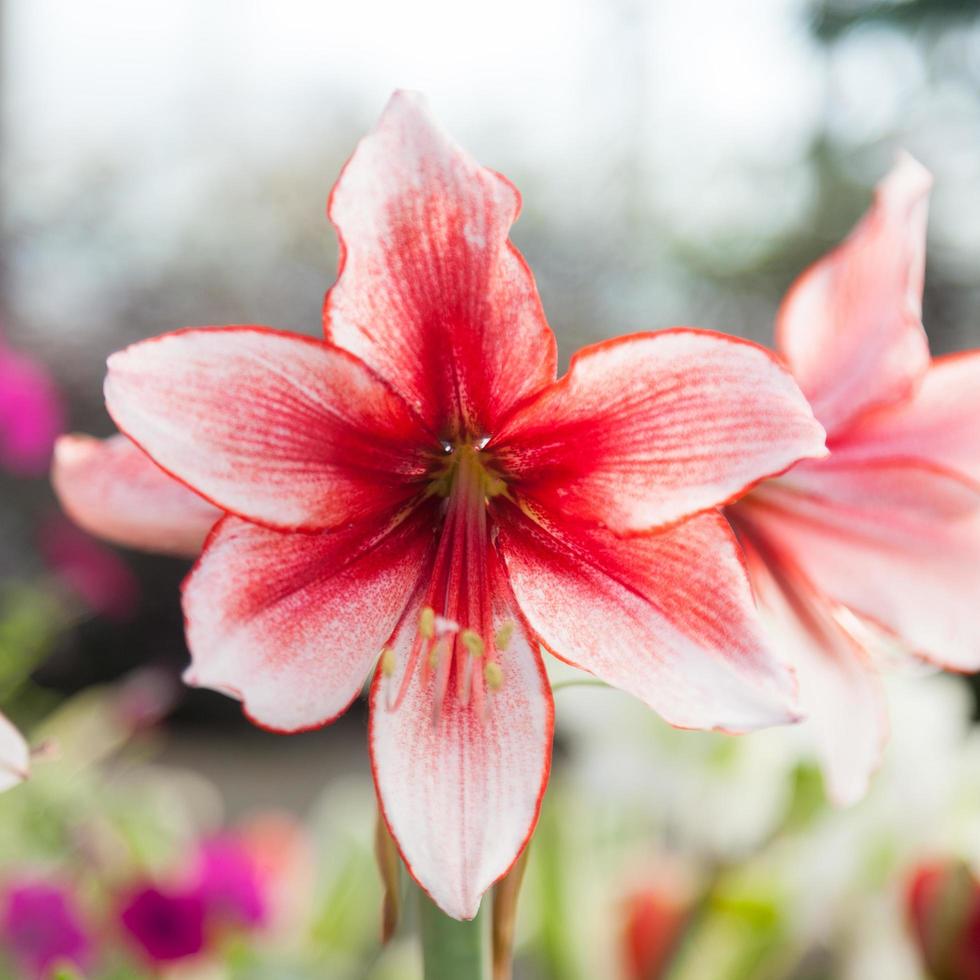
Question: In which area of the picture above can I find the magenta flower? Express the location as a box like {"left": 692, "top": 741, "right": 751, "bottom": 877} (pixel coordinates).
{"left": 1, "top": 881, "right": 90, "bottom": 978}
{"left": 728, "top": 155, "right": 980, "bottom": 804}
{"left": 58, "top": 93, "right": 825, "bottom": 918}
{"left": 192, "top": 835, "right": 266, "bottom": 930}
{"left": 119, "top": 886, "right": 205, "bottom": 963}
{"left": 0, "top": 336, "right": 63, "bottom": 477}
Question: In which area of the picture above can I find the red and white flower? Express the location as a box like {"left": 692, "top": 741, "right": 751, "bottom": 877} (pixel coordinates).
{"left": 61, "top": 93, "right": 825, "bottom": 918}
{"left": 728, "top": 155, "right": 980, "bottom": 806}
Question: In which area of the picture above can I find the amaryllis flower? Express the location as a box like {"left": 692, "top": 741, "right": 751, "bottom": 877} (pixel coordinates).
{"left": 91, "top": 93, "right": 824, "bottom": 918}
{"left": 1, "top": 880, "right": 91, "bottom": 978}
{"left": 727, "top": 155, "right": 980, "bottom": 805}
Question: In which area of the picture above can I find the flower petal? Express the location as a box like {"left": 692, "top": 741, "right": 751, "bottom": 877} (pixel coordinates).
{"left": 183, "top": 506, "right": 435, "bottom": 732}
{"left": 0, "top": 713, "right": 29, "bottom": 793}
{"left": 492, "top": 330, "right": 825, "bottom": 534}
{"left": 776, "top": 154, "right": 932, "bottom": 437}
{"left": 830, "top": 351, "right": 980, "bottom": 489}
{"left": 737, "top": 526, "right": 888, "bottom": 806}
{"left": 495, "top": 503, "right": 799, "bottom": 733}
{"left": 324, "top": 90, "right": 557, "bottom": 437}
{"left": 742, "top": 464, "right": 980, "bottom": 672}
{"left": 369, "top": 552, "right": 552, "bottom": 920}
{"left": 52, "top": 433, "right": 219, "bottom": 557}
{"left": 105, "top": 327, "right": 432, "bottom": 532}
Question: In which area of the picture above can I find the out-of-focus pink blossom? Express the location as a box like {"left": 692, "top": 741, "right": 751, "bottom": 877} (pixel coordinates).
{"left": 38, "top": 514, "right": 139, "bottom": 621}
{"left": 119, "top": 885, "right": 205, "bottom": 963}
{"left": 728, "top": 155, "right": 980, "bottom": 805}
{"left": 0, "top": 337, "right": 63, "bottom": 477}
{"left": 192, "top": 834, "right": 266, "bottom": 930}
{"left": 906, "top": 860, "right": 980, "bottom": 980}
{"left": 1, "top": 880, "right": 90, "bottom": 978}
{"left": 620, "top": 864, "right": 695, "bottom": 980}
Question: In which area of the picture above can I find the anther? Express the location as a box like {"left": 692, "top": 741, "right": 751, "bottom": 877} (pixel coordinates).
{"left": 494, "top": 621, "right": 515, "bottom": 651}
{"left": 484, "top": 474, "right": 507, "bottom": 498}
{"left": 484, "top": 661, "right": 504, "bottom": 691}
{"left": 461, "top": 629, "right": 485, "bottom": 658}
{"left": 380, "top": 646, "right": 396, "bottom": 678}
{"left": 419, "top": 606, "right": 436, "bottom": 640}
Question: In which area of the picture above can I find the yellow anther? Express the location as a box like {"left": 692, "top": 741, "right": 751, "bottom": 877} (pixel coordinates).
{"left": 419, "top": 606, "right": 436, "bottom": 640}
{"left": 494, "top": 620, "right": 515, "bottom": 651}
{"left": 484, "top": 661, "right": 503, "bottom": 691}
{"left": 380, "top": 646, "right": 396, "bottom": 678}
{"left": 461, "top": 629, "right": 485, "bottom": 658}
{"left": 484, "top": 474, "right": 507, "bottom": 498}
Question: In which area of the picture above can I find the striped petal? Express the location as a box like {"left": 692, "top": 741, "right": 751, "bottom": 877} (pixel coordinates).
{"left": 495, "top": 503, "right": 799, "bottom": 733}
{"left": 183, "top": 506, "right": 435, "bottom": 732}
{"left": 105, "top": 327, "right": 432, "bottom": 532}
{"left": 492, "top": 330, "right": 825, "bottom": 535}
{"left": 776, "top": 154, "right": 932, "bottom": 437}
{"left": 831, "top": 351, "right": 980, "bottom": 489}
{"left": 369, "top": 551, "right": 552, "bottom": 920}
{"left": 324, "top": 91, "right": 557, "bottom": 438}
{"left": 744, "top": 462, "right": 980, "bottom": 672}
{"left": 736, "top": 524, "right": 888, "bottom": 806}
{"left": 52, "top": 433, "right": 219, "bottom": 557}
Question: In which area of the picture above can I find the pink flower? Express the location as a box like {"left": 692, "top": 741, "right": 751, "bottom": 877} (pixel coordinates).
{"left": 38, "top": 514, "right": 140, "bottom": 621}
{"left": 0, "top": 336, "right": 63, "bottom": 477}
{"left": 119, "top": 885, "right": 205, "bottom": 964}
{"left": 727, "top": 155, "right": 980, "bottom": 804}
{"left": 1, "top": 880, "right": 91, "bottom": 978}
{"left": 76, "top": 93, "right": 823, "bottom": 918}
{"left": 192, "top": 834, "right": 266, "bottom": 930}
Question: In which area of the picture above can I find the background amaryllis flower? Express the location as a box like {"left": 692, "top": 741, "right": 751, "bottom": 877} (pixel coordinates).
{"left": 83, "top": 92, "right": 825, "bottom": 919}
{"left": 0, "top": 713, "right": 29, "bottom": 795}
{"left": 727, "top": 154, "right": 980, "bottom": 806}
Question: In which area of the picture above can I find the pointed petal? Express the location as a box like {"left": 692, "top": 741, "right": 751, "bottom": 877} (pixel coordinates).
{"left": 831, "top": 351, "right": 980, "bottom": 489}
{"left": 183, "top": 506, "right": 435, "bottom": 732}
{"left": 743, "top": 462, "right": 980, "bottom": 672}
{"left": 737, "top": 527, "right": 888, "bottom": 806}
{"left": 370, "top": 554, "right": 553, "bottom": 920}
{"left": 52, "top": 433, "right": 219, "bottom": 557}
{"left": 0, "top": 712, "right": 29, "bottom": 792}
{"left": 105, "top": 327, "right": 432, "bottom": 532}
{"left": 776, "top": 154, "right": 932, "bottom": 436}
{"left": 495, "top": 503, "right": 799, "bottom": 733}
{"left": 324, "top": 91, "right": 557, "bottom": 437}
{"left": 492, "top": 330, "right": 825, "bottom": 535}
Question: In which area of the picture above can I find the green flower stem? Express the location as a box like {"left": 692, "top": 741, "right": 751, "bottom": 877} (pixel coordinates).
{"left": 417, "top": 884, "right": 488, "bottom": 980}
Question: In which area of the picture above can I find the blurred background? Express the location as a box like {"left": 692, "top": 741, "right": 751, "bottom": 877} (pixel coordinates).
{"left": 1, "top": 0, "right": 980, "bottom": 977}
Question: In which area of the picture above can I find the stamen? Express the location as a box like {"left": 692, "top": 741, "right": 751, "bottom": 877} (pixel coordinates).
{"left": 380, "top": 646, "right": 396, "bottom": 678}
{"left": 461, "top": 629, "right": 485, "bottom": 658}
{"left": 494, "top": 620, "right": 515, "bottom": 651}
{"left": 484, "top": 661, "right": 504, "bottom": 691}
{"left": 419, "top": 606, "right": 436, "bottom": 640}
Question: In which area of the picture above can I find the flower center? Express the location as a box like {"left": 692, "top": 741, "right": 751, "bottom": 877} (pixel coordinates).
{"left": 382, "top": 442, "right": 513, "bottom": 718}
